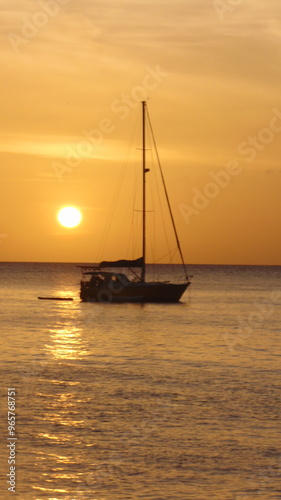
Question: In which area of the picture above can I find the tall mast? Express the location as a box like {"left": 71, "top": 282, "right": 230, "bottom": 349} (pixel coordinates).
{"left": 141, "top": 101, "right": 148, "bottom": 282}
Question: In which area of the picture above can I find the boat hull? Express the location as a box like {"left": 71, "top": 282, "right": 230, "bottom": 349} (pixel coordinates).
{"left": 80, "top": 280, "right": 190, "bottom": 303}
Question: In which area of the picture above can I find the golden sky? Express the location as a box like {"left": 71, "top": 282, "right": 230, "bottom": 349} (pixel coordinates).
{"left": 0, "top": 0, "right": 280, "bottom": 264}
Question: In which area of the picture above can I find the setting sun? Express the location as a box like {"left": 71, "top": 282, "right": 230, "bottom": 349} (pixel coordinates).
{"left": 57, "top": 207, "right": 82, "bottom": 228}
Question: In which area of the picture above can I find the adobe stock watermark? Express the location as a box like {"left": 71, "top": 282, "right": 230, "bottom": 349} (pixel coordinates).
{"left": 224, "top": 290, "right": 281, "bottom": 353}
{"left": 7, "top": 0, "right": 71, "bottom": 55}
{"left": 213, "top": 0, "right": 243, "bottom": 21}
{"left": 179, "top": 108, "right": 281, "bottom": 225}
{"left": 179, "top": 160, "right": 241, "bottom": 224}
{"left": 51, "top": 65, "right": 169, "bottom": 182}
{"left": 237, "top": 108, "right": 281, "bottom": 161}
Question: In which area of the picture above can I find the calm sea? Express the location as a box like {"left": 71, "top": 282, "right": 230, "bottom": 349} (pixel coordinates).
{"left": 0, "top": 263, "right": 280, "bottom": 500}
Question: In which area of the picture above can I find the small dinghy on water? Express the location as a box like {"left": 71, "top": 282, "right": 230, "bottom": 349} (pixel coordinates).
{"left": 38, "top": 297, "right": 74, "bottom": 301}
{"left": 79, "top": 101, "right": 191, "bottom": 303}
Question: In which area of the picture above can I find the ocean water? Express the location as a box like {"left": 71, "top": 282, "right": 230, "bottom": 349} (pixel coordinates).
{"left": 0, "top": 263, "right": 281, "bottom": 500}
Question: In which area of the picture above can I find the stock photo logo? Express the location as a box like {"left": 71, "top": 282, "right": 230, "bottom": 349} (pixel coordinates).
{"left": 179, "top": 108, "right": 281, "bottom": 225}
{"left": 7, "top": 0, "right": 71, "bottom": 55}
{"left": 51, "top": 65, "right": 169, "bottom": 181}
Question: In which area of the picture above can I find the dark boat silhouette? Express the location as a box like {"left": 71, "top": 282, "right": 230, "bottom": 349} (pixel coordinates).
{"left": 79, "top": 101, "right": 191, "bottom": 303}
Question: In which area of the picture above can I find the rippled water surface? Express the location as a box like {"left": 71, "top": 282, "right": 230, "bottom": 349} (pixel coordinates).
{"left": 0, "top": 263, "right": 281, "bottom": 499}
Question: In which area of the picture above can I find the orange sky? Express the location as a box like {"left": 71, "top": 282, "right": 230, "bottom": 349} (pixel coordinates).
{"left": 0, "top": 0, "right": 280, "bottom": 264}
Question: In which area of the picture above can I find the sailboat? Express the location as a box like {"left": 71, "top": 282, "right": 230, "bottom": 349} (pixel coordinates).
{"left": 79, "top": 101, "right": 191, "bottom": 303}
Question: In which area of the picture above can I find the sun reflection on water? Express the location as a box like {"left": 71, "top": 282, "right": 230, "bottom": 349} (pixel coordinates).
{"left": 45, "top": 325, "right": 89, "bottom": 361}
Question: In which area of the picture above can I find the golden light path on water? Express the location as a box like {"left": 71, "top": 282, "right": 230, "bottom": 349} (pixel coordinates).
{"left": 45, "top": 326, "right": 89, "bottom": 361}
{"left": 30, "top": 303, "right": 105, "bottom": 499}
{"left": 44, "top": 295, "right": 89, "bottom": 361}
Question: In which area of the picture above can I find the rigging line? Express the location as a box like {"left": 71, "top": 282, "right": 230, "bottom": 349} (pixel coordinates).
{"left": 146, "top": 129, "right": 156, "bottom": 267}
{"left": 146, "top": 108, "right": 189, "bottom": 280}
{"left": 149, "top": 134, "right": 172, "bottom": 261}
{"left": 96, "top": 150, "right": 129, "bottom": 260}
{"left": 127, "top": 206, "right": 135, "bottom": 259}
{"left": 121, "top": 116, "right": 143, "bottom": 258}
{"left": 148, "top": 131, "right": 158, "bottom": 270}
{"left": 128, "top": 151, "right": 142, "bottom": 258}
{"left": 133, "top": 216, "right": 143, "bottom": 259}
{"left": 97, "top": 162, "right": 126, "bottom": 261}
{"left": 125, "top": 138, "right": 142, "bottom": 259}
{"left": 97, "top": 113, "right": 141, "bottom": 261}
{"left": 155, "top": 247, "right": 178, "bottom": 262}
{"left": 144, "top": 122, "right": 171, "bottom": 266}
